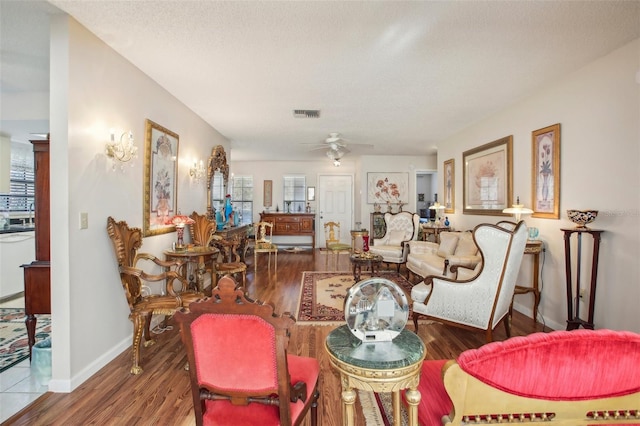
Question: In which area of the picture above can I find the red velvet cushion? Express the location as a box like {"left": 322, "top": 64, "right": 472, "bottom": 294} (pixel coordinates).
{"left": 458, "top": 329, "right": 640, "bottom": 400}
{"left": 191, "top": 314, "right": 278, "bottom": 393}
{"left": 406, "top": 359, "right": 452, "bottom": 426}
{"left": 201, "top": 354, "right": 319, "bottom": 426}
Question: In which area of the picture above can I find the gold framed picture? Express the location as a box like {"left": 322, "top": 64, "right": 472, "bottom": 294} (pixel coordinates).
{"left": 531, "top": 123, "right": 561, "bottom": 219}
{"left": 463, "top": 136, "right": 513, "bottom": 216}
{"left": 143, "top": 119, "right": 179, "bottom": 236}
{"left": 443, "top": 158, "right": 455, "bottom": 213}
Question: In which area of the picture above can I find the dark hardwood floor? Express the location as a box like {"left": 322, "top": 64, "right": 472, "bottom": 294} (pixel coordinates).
{"left": 5, "top": 249, "right": 549, "bottom": 426}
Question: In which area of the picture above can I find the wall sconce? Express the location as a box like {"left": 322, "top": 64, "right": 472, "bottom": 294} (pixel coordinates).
{"left": 106, "top": 129, "right": 137, "bottom": 170}
{"left": 333, "top": 159, "right": 341, "bottom": 167}
{"left": 189, "top": 159, "right": 206, "bottom": 182}
{"left": 502, "top": 196, "right": 533, "bottom": 222}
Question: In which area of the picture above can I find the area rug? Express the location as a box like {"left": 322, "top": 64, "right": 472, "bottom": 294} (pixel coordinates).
{"left": 0, "top": 308, "right": 51, "bottom": 373}
{"left": 296, "top": 270, "right": 414, "bottom": 324}
{"left": 360, "top": 390, "right": 409, "bottom": 426}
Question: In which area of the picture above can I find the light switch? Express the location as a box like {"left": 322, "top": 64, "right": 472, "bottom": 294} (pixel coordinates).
{"left": 80, "top": 212, "right": 88, "bottom": 229}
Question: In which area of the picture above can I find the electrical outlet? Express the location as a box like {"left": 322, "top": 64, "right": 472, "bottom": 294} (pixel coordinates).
{"left": 80, "top": 212, "right": 88, "bottom": 229}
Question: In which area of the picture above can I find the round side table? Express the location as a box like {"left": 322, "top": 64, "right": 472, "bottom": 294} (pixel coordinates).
{"left": 325, "top": 324, "right": 425, "bottom": 426}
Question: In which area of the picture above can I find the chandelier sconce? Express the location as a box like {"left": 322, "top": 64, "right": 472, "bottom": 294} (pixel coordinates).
{"left": 189, "top": 159, "right": 206, "bottom": 182}
{"left": 106, "top": 129, "right": 137, "bottom": 170}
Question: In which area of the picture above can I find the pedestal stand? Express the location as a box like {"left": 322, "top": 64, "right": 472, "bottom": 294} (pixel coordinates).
{"left": 561, "top": 228, "right": 604, "bottom": 330}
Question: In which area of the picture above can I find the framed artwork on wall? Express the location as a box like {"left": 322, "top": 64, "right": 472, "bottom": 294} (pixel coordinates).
{"left": 531, "top": 123, "right": 561, "bottom": 219}
{"left": 143, "top": 119, "right": 179, "bottom": 236}
{"left": 443, "top": 158, "right": 455, "bottom": 213}
{"left": 367, "top": 172, "right": 409, "bottom": 205}
{"left": 463, "top": 135, "right": 513, "bottom": 216}
{"left": 263, "top": 180, "right": 273, "bottom": 208}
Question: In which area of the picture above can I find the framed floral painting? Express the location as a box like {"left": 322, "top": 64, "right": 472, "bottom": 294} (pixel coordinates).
{"left": 443, "top": 158, "right": 455, "bottom": 213}
{"left": 367, "top": 172, "right": 409, "bottom": 206}
{"left": 143, "top": 119, "right": 179, "bottom": 236}
{"left": 463, "top": 136, "right": 513, "bottom": 216}
{"left": 531, "top": 123, "right": 560, "bottom": 219}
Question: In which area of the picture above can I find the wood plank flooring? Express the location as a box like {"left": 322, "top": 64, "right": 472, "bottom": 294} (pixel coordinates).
{"left": 4, "top": 249, "right": 548, "bottom": 426}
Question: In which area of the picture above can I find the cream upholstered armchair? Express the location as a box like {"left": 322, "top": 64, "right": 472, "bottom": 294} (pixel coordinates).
{"left": 411, "top": 221, "right": 528, "bottom": 342}
{"left": 368, "top": 212, "right": 420, "bottom": 272}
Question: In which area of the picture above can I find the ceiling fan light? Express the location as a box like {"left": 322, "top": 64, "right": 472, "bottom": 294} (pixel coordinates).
{"left": 333, "top": 159, "right": 341, "bottom": 167}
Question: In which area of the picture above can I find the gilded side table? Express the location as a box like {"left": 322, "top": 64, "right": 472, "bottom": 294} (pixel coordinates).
{"left": 164, "top": 246, "right": 219, "bottom": 293}
{"left": 513, "top": 239, "right": 544, "bottom": 323}
{"left": 325, "top": 325, "right": 425, "bottom": 426}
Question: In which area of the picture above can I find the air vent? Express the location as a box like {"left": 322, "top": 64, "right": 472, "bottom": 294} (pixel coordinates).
{"left": 293, "top": 109, "right": 320, "bottom": 118}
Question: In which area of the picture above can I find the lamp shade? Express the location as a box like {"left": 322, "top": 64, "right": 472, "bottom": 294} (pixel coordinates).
{"left": 502, "top": 197, "right": 533, "bottom": 222}
{"left": 166, "top": 214, "right": 195, "bottom": 227}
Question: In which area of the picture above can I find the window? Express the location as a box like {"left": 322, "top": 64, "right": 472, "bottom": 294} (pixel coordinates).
{"left": 283, "top": 176, "right": 306, "bottom": 213}
{"left": 0, "top": 143, "right": 34, "bottom": 226}
{"left": 231, "top": 175, "right": 253, "bottom": 226}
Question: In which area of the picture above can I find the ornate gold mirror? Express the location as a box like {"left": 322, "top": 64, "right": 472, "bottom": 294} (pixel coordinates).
{"left": 206, "top": 145, "right": 229, "bottom": 220}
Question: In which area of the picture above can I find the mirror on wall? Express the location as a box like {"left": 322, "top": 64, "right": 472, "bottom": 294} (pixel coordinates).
{"left": 206, "top": 145, "right": 229, "bottom": 220}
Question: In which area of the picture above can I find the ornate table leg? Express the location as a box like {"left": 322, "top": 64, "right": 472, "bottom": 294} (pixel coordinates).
{"left": 341, "top": 384, "right": 356, "bottom": 426}
{"left": 392, "top": 390, "right": 402, "bottom": 425}
{"left": 404, "top": 387, "right": 421, "bottom": 426}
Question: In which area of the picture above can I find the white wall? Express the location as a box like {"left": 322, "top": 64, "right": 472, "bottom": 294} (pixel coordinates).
{"left": 436, "top": 38, "right": 640, "bottom": 332}
{"left": 232, "top": 154, "right": 436, "bottom": 245}
{"left": 49, "top": 16, "right": 228, "bottom": 391}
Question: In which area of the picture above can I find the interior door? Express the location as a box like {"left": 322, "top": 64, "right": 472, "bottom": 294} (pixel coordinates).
{"left": 317, "top": 174, "right": 353, "bottom": 248}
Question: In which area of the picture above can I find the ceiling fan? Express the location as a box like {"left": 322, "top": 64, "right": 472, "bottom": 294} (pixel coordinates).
{"left": 302, "top": 133, "right": 373, "bottom": 152}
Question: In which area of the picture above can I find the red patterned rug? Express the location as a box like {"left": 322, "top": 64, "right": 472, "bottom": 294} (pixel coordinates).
{"left": 295, "top": 270, "right": 414, "bottom": 324}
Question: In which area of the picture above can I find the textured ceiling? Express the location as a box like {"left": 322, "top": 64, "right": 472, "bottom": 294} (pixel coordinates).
{"left": 2, "top": 1, "right": 639, "bottom": 161}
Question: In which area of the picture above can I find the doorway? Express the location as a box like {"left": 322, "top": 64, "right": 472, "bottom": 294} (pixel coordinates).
{"left": 415, "top": 171, "right": 437, "bottom": 220}
{"left": 317, "top": 174, "right": 353, "bottom": 248}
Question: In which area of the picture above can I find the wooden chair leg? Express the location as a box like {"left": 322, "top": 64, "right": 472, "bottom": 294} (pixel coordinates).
{"left": 412, "top": 312, "right": 420, "bottom": 334}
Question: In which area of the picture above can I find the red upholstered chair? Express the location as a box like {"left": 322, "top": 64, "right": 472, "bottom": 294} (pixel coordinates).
{"left": 175, "top": 276, "right": 320, "bottom": 426}
{"left": 409, "top": 329, "right": 640, "bottom": 425}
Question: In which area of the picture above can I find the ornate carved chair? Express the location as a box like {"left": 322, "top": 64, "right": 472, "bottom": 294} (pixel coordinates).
{"left": 189, "top": 210, "right": 217, "bottom": 247}
{"left": 323, "top": 221, "right": 352, "bottom": 269}
{"left": 210, "top": 234, "right": 247, "bottom": 288}
{"left": 175, "top": 276, "right": 320, "bottom": 426}
{"left": 411, "top": 221, "right": 528, "bottom": 342}
{"left": 253, "top": 221, "right": 278, "bottom": 272}
{"left": 106, "top": 216, "right": 204, "bottom": 374}
{"left": 368, "top": 212, "right": 420, "bottom": 272}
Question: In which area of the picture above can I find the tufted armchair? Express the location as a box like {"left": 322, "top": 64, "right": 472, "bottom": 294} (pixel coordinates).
{"left": 368, "top": 212, "right": 420, "bottom": 272}
{"left": 411, "top": 329, "right": 640, "bottom": 426}
{"left": 411, "top": 221, "right": 528, "bottom": 342}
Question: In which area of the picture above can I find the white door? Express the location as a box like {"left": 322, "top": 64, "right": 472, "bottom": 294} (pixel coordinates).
{"left": 317, "top": 174, "right": 353, "bottom": 248}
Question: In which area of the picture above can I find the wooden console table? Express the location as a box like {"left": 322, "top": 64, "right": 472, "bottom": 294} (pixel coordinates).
{"left": 215, "top": 224, "right": 251, "bottom": 262}
{"left": 562, "top": 228, "right": 604, "bottom": 330}
{"left": 514, "top": 239, "right": 544, "bottom": 323}
{"left": 421, "top": 224, "right": 450, "bottom": 243}
{"left": 259, "top": 212, "right": 315, "bottom": 248}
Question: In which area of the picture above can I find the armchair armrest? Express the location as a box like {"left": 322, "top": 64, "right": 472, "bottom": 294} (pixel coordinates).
{"left": 120, "top": 265, "right": 189, "bottom": 296}
{"left": 445, "top": 254, "right": 481, "bottom": 270}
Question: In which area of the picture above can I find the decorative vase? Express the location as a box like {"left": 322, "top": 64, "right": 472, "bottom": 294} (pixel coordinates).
{"left": 362, "top": 235, "right": 370, "bottom": 252}
{"left": 444, "top": 217, "right": 450, "bottom": 227}
{"left": 215, "top": 210, "right": 225, "bottom": 230}
{"left": 224, "top": 197, "right": 233, "bottom": 223}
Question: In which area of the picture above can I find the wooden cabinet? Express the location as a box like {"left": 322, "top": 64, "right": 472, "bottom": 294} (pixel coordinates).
{"left": 259, "top": 212, "right": 315, "bottom": 248}
{"left": 21, "top": 137, "right": 51, "bottom": 360}
{"left": 370, "top": 212, "right": 386, "bottom": 244}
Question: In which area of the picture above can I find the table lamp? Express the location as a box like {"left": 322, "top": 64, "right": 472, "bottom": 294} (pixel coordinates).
{"left": 166, "top": 213, "right": 195, "bottom": 251}
{"left": 502, "top": 196, "right": 533, "bottom": 223}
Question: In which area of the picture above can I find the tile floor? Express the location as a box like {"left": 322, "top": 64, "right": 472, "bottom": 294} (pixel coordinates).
{"left": 0, "top": 296, "right": 48, "bottom": 423}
